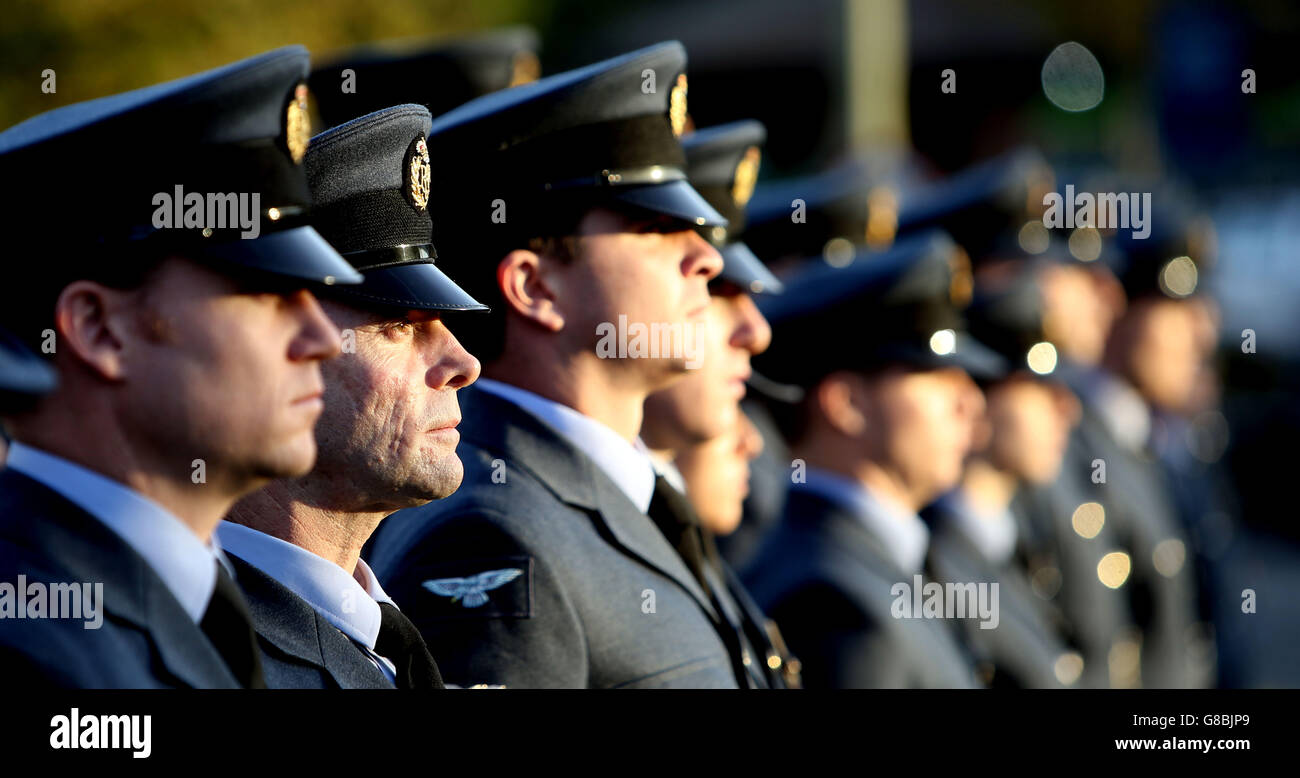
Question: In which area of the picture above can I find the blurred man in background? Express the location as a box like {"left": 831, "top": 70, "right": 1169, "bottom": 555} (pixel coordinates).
{"left": 1072, "top": 200, "right": 1219, "bottom": 687}
{"left": 924, "top": 264, "right": 1086, "bottom": 687}
{"left": 742, "top": 233, "right": 992, "bottom": 688}
{"left": 885, "top": 155, "right": 1146, "bottom": 687}
{"left": 308, "top": 26, "right": 540, "bottom": 129}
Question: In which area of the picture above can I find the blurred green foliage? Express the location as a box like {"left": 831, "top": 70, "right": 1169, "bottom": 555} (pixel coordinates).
{"left": 0, "top": 0, "right": 556, "bottom": 128}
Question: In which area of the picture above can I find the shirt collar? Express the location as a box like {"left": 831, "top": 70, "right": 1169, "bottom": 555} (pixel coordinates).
{"left": 654, "top": 458, "right": 688, "bottom": 494}
{"left": 353, "top": 557, "right": 395, "bottom": 606}
{"left": 215, "top": 520, "right": 389, "bottom": 650}
{"left": 4, "top": 441, "right": 220, "bottom": 623}
{"left": 938, "top": 489, "right": 1018, "bottom": 566}
{"left": 1082, "top": 370, "right": 1151, "bottom": 451}
{"left": 476, "top": 378, "right": 658, "bottom": 512}
{"left": 795, "top": 466, "right": 930, "bottom": 573}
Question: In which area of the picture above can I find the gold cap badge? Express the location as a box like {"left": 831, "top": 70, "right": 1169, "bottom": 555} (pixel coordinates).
{"left": 732, "top": 146, "right": 761, "bottom": 208}
{"left": 286, "top": 83, "right": 311, "bottom": 164}
{"left": 865, "top": 185, "right": 899, "bottom": 249}
{"left": 669, "top": 74, "right": 688, "bottom": 138}
{"left": 408, "top": 136, "right": 431, "bottom": 211}
{"left": 509, "top": 50, "right": 541, "bottom": 87}
{"left": 948, "top": 245, "right": 973, "bottom": 306}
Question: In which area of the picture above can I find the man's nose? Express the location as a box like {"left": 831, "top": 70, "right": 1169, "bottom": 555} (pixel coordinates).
{"left": 956, "top": 372, "right": 986, "bottom": 431}
{"left": 427, "top": 320, "right": 481, "bottom": 390}
{"left": 682, "top": 230, "right": 724, "bottom": 282}
{"left": 287, "top": 289, "right": 343, "bottom": 362}
{"left": 729, "top": 293, "right": 772, "bottom": 356}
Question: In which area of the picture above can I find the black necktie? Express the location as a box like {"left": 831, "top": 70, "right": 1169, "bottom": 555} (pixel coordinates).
{"left": 374, "top": 602, "right": 445, "bottom": 689}
{"left": 201, "top": 563, "right": 266, "bottom": 689}
{"left": 647, "top": 475, "right": 761, "bottom": 687}
{"left": 647, "top": 475, "right": 712, "bottom": 591}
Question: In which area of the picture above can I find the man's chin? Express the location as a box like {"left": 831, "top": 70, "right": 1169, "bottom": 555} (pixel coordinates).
{"left": 699, "top": 504, "right": 744, "bottom": 537}
{"left": 248, "top": 437, "right": 320, "bottom": 481}
{"left": 644, "top": 358, "right": 694, "bottom": 392}
{"left": 403, "top": 457, "right": 465, "bottom": 503}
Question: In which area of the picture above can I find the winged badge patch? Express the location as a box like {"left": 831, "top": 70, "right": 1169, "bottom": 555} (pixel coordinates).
{"left": 422, "top": 568, "right": 524, "bottom": 608}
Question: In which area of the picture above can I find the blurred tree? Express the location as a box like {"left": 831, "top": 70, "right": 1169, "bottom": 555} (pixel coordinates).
{"left": 0, "top": 0, "right": 553, "bottom": 128}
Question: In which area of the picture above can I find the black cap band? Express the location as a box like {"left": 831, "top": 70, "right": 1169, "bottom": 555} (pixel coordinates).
{"left": 311, "top": 188, "right": 431, "bottom": 257}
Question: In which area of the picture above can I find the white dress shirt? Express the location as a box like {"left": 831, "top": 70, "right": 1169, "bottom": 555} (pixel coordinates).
{"left": 4, "top": 441, "right": 221, "bottom": 623}
{"left": 476, "top": 378, "right": 659, "bottom": 512}
{"left": 215, "top": 520, "right": 397, "bottom": 681}
{"left": 796, "top": 467, "right": 931, "bottom": 574}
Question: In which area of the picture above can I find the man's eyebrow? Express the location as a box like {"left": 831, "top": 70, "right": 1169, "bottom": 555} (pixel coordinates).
{"left": 367, "top": 311, "right": 413, "bottom": 327}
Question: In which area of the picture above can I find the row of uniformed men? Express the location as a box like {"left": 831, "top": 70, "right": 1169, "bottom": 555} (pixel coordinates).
{"left": 0, "top": 30, "right": 1215, "bottom": 688}
{"left": 725, "top": 146, "right": 1220, "bottom": 688}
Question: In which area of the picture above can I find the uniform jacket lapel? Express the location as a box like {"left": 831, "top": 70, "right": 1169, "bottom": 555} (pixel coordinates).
{"left": 785, "top": 487, "right": 977, "bottom": 686}
{"left": 226, "top": 554, "right": 391, "bottom": 689}
{"left": 459, "top": 387, "right": 720, "bottom": 621}
{"left": 0, "top": 469, "right": 239, "bottom": 688}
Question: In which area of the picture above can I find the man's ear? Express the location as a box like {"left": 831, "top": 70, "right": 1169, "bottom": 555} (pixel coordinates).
{"left": 52, "top": 281, "right": 134, "bottom": 381}
{"left": 496, "top": 249, "right": 565, "bottom": 332}
{"left": 815, "top": 371, "right": 870, "bottom": 437}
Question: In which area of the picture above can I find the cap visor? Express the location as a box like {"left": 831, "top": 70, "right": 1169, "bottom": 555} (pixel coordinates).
{"left": 326, "top": 261, "right": 489, "bottom": 312}
{"left": 195, "top": 226, "right": 364, "bottom": 287}
{"left": 0, "top": 332, "right": 56, "bottom": 398}
{"left": 720, "top": 242, "right": 784, "bottom": 294}
{"left": 875, "top": 333, "right": 1008, "bottom": 380}
{"left": 609, "top": 180, "right": 728, "bottom": 228}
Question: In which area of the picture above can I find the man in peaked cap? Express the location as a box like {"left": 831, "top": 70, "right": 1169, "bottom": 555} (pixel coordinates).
{"left": 365, "top": 42, "right": 743, "bottom": 688}
{"left": 641, "top": 120, "right": 799, "bottom": 688}
{"left": 1068, "top": 200, "right": 1218, "bottom": 688}
{"left": 310, "top": 26, "right": 540, "bottom": 129}
{"left": 893, "top": 148, "right": 1056, "bottom": 259}
{"left": 922, "top": 267, "right": 1087, "bottom": 688}
{"left": 0, "top": 46, "right": 363, "bottom": 689}
{"left": 722, "top": 151, "right": 934, "bottom": 570}
{"left": 893, "top": 155, "right": 1141, "bottom": 689}
{"left": 740, "top": 232, "right": 996, "bottom": 688}
{"left": 740, "top": 154, "right": 921, "bottom": 273}
{"left": 222, "top": 104, "right": 483, "bottom": 689}
{"left": 988, "top": 178, "right": 1211, "bottom": 688}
